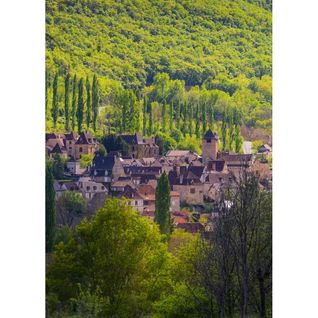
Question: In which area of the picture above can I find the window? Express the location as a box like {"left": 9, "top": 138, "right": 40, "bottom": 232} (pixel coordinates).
{"left": 93, "top": 186, "right": 97, "bottom": 191}
{"left": 190, "top": 188, "right": 195, "bottom": 194}
{"left": 69, "top": 147, "right": 72, "bottom": 150}
{"left": 101, "top": 186, "right": 105, "bottom": 190}
{"left": 135, "top": 200, "right": 138, "bottom": 206}
{"left": 207, "top": 139, "right": 211, "bottom": 143}
{"left": 79, "top": 147, "right": 83, "bottom": 152}
{"left": 86, "top": 186, "right": 90, "bottom": 191}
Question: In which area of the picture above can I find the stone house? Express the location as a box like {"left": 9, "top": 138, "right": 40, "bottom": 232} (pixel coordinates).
{"left": 74, "top": 131, "right": 99, "bottom": 160}
{"left": 66, "top": 160, "right": 86, "bottom": 175}
{"left": 168, "top": 164, "right": 205, "bottom": 205}
{"left": 90, "top": 153, "right": 125, "bottom": 184}
{"left": 64, "top": 131, "right": 77, "bottom": 158}
{"left": 119, "top": 185, "right": 144, "bottom": 213}
{"left": 119, "top": 133, "right": 159, "bottom": 159}
{"left": 77, "top": 177, "right": 108, "bottom": 200}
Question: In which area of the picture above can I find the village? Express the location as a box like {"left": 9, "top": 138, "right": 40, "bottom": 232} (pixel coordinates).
{"left": 46, "top": 129, "right": 272, "bottom": 235}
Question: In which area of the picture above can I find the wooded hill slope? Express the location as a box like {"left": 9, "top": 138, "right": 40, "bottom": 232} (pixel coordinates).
{"left": 46, "top": 0, "right": 272, "bottom": 145}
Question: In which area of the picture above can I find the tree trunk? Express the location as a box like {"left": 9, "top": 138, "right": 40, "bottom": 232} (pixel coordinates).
{"left": 258, "top": 268, "right": 266, "bottom": 318}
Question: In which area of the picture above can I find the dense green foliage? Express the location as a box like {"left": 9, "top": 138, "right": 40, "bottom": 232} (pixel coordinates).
{"left": 155, "top": 172, "right": 171, "bottom": 236}
{"left": 56, "top": 191, "right": 87, "bottom": 227}
{"left": 47, "top": 198, "right": 172, "bottom": 317}
{"left": 47, "top": 176, "right": 272, "bottom": 317}
{"left": 46, "top": 0, "right": 272, "bottom": 146}
{"left": 46, "top": 159, "right": 56, "bottom": 252}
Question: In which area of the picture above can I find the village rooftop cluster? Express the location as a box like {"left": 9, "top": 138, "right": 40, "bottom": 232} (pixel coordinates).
{"left": 46, "top": 129, "right": 272, "bottom": 235}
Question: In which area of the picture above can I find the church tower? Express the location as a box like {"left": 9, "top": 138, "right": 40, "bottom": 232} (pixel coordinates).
{"left": 202, "top": 129, "right": 219, "bottom": 163}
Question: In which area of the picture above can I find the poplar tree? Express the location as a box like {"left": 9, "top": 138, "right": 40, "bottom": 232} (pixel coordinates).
{"left": 154, "top": 172, "right": 171, "bottom": 237}
{"left": 162, "top": 100, "right": 166, "bottom": 133}
{"left": 176, "top": 100, "right": 181, "bottom": 129}
{"left": 92, "top": 74, "right": 99, "bottom": 132}
{"left": 143, "top": 96, "right": 147, "bottom": 136}
{"left": 169, "top": 102, "right": 173, "bottom": 132}
{"left": 195, "top": 103, "right": 200, "bottom": 138}
{"left": 234, "top": 125, "right": 243, "bottom": 153}
{"left": 46, "top": 160, "right": 56, "bottom": 253}
{"left": 128, "top": 90, "right": 136, "bottom": 132}
{"left": 71, "top": 74, "right": 77, "bottom": 130}
{"left": 188, "top": 102, "right": 193, "bottom": 136}
{"left": 202, "top": 102, "right": 207, "bottom": 135}
{"left": 77, "top": 78, "right": 84, "bottom": 133}
{"left": 64, "top": 74, "right": 70, "bottom": 131}
{"left": 45, "top": 72, "right": 49, "bottom": 113}
{"left": 148, "top": 102, "right": 153, "bottom": 135}
{"left": 221, "top": 112, "right": 227, "bottom": 151}
{"left": 208, "top": 103, "right": 214, "bottom": 129}
{"left": 180, "top": 102, "right": 185, "bottom": 135}
{"left": 51, "top": 72, "right": 59, "bottom": 128}
{"left": 86, "top": 76, "right": 91, "bottom": 129}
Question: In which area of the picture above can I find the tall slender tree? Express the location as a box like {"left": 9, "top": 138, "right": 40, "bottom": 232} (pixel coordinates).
{"left": 221, "top": 111, "right": 228, "bottom": 151}
{"left": 77, "top": 78, "right": 84, "bottom": 133}
{"left": 143, "top": 96, "right": 147, "bottom": 136}
{"left": 188, "top": 102, "right": 193, "bottom": 136}
{"left": 176, "top": 100, "right": 181, "bottom": 129}
{"left": 92, "top": 74, "right": 99, "bottom": 132}
{"left": 195, "top": 103, "right": 200, "bottom": 138}
{"left": 154, "top": 172, "right": 171, "bottom": 236}
{"left": 71, "top": 74, "right": 77, "bottom": 131}
{"left": 64, "top": 74, "right": 70, "bottom": 131}
{"left": 46, "top": 160, "right": 56, "bottom": 252}
{"left": 169, "top": 102, "right": 173, "bottom": 132}
{"left": 51, "top": 72, "right": 59, "bottom": 128}
{"left": 86, "top": 76, "right": 91, "bottom": 129}
{"left": 45, "top": 71, "right": 49, "bottom": 113}
{"left": 148, "top": 102, "right": 153, "bottom": 135}
{"left": 208, "top": 103, "right": 214, "bottom": 129}
{"left": 162, "top": 100, "right": 166, "bottom": 133}
{"left": 202, "top": 101, "right": 207, "bottom": 135}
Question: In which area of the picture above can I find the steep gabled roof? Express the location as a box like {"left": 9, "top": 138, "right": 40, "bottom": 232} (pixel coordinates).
{"left": 75, "top": 131, "right": 96, "bottom": 145}
{"left": 65, "top": 131, "right": 77, "bottom": 141}
{"left": 203, "top": 129, "right": 218, "bottom": 140}
{"left": 119, "top": 134, "right": 138, "bottom": 145}
{"left": 51, "top": 142, "right": 66, "bottom": 154}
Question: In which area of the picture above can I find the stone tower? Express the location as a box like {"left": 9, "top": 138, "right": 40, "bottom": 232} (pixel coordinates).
{"left": 202, "top": 129, "right": 219, "bottom": 163}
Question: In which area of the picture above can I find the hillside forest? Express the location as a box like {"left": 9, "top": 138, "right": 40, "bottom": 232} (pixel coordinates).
{"left": 46, "top": 0, "right": 272, "bottom": 152}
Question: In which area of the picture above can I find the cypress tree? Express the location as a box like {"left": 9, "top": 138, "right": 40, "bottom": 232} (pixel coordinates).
{"left": 169, "top": 102, "right": 173, "bottom": 132}
{"left": 77, "top": 78, "right": 84, "bottom": 133}
{"left": 188, "top": 102, "right": 193, "bottom": 136}
{"left": 155, "top": 172, "right": 171, "bottom": 236}
{"left": 221, "top": 112, "right": 227, "bottom": 151}
{"left": 64, "top": 73, "right": 70, "bottom": 131}
{"left": 202, "top": 101, "right": 207, "bottom": 135}
{"left": 86, "top": 76, "right": 91, "bottom": 129}
{"left": 143, "top": 96, "right": 147, "bottom": 136}
{"left": 181, "top": 101, "right": 187, "bottom": 135}
{"left": 162, "top": 100, "right": 166, "bottom": 133}
{"left": 208, "top": 103, "right": 214, "bottom": 129}
{"left": 122, "top": 92, "right": 128, "bottom": 132}
{"left": 92, "top": 74, "right": 99, "bottom": 132}
{"left": 71, "top": 74, "right": 77, "bottom": 131}
{"left": 51, "top": 72, "right": 59, "bottom": 128}
{"left": 195, "top": 103, "right": 200, "bottom": 138}
{"left": 176, "top": 100, "right": 181, "bottom": 129}
{"left": 46, "top": 160, "right": 56, "bottom": 253}
{"left": 45, "top": 72, "right": 49, "bottom": 113}
{"left": 128, "top": 90, "right": 136, "bottom": 132}
{"left": 234, "top": 125, "right": 243, "bottom": 153}
{"left": 148, "top": 102, "right": 153, "bottom": 135}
